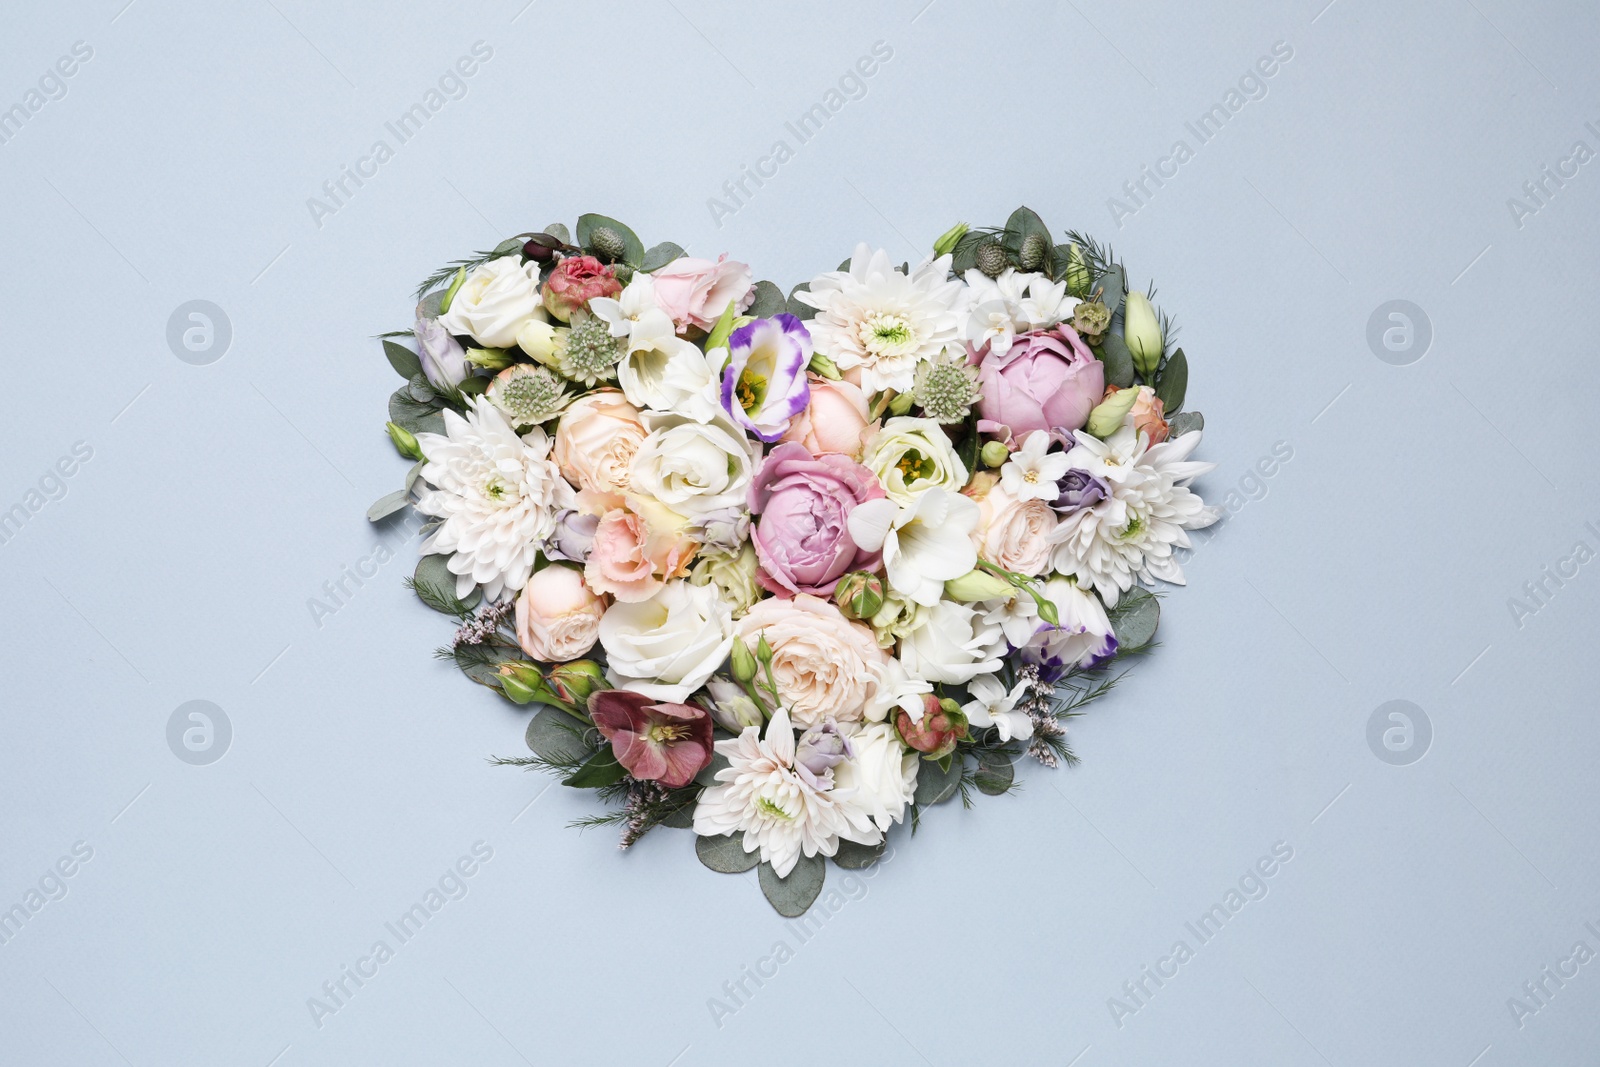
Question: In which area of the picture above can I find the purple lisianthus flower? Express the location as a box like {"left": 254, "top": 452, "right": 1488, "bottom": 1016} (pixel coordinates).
{"left": 414, "top": 305, "right": 468, "bottom": 390}
{"left": 721, "top": 314, "right": 812, "bottom": 442}
{"left": 795, "top": 719, "right": 852, "bottom": 780}
{"left": 1020, "top": 575, "right": 1118, "bottom": 682}
{"left": 1053, "top": 469, "right": 1109, "bottom": 515}
{"left": 545, "top": 508, "right": 599, "bottom": 562}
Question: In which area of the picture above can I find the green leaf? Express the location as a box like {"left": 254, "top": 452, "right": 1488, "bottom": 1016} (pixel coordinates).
{"left": 695, "top": 750, "right": 730, "bottom": 789}
{"left": 746, "top": 280, "right": 786, "bottom": 319}
{"left": 563, "top": 746, "right": 626, "bottom": 788}
{"left": 696, "top": 832, "right": 760, "bottom": 873}
{"left": 913, "top": 753, "right": 963, "bottom": 806}
{"left": 408, "top": 373, "right": 437, "bottom": 404}
{"left": 1167, "top": 410, "right": 1204, "bottom": 438}
{"left": 950, "top": 230, "right": 988, "bottom": 276}
{"left": 1107, "top": 588, "right": 1160, "bottom": 651}
{"left": 457, "top": 375, "right": 489, "bottom": 397}
{"left": 833, "top": 839, "right": 887, "bottom": 869}
{"left": 974, "top": 751, "right": 1015, "bottom": 796}
{"left": 365, "top": 489, "right": 410, "bottom": 522}
{"left": 575, "top": 214, "right": 644, "bottom": 267}
{"left": 405, "top": 459, "right": 426, "bottom": 493}
{"left": 1003, "top": 206, "right": 1052, "bottom": 255}
{"left": 1155, "top": 348, "right": 1187, "bottom": 414}
{"left": 758, "top": 855, "right": 825, "bottom": 917}
{"left": 452, "top": 642, "right": 508, "bottom": 686}
{"left": 412, "top": 554, "right": 480, "bottom": 614}
{"left": 384, "top": 340, "right": 423, "bottom": 380}
{"left": 1096, "top": 264, "right": 1125, "bottom": 316}
{"left": 661, "top": 796, "right": 697, "bottom": 829}
{"left": 542, "top": 222, "right": 572, "bottom": 246}
{"left": 389, "top": 387, "right": 445, "bottom": 436}
{"left": 1095, "top": 333, "right": 1137, "bottom": 389}
{"left": 491, "top": 237, "right": 524, "bottom": 257}
{"left": 787, "top": 283, "right": 817, "bottom": 321}
{"left": 526, "top": 706, "right": 594, "bottom": 763}
{"left": 640, "top": 241, "right": 685, "bottom": 272}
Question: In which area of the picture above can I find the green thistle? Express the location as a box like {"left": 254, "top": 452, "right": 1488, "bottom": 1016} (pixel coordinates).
{"left": 975, "top": 240, "right": 1008, "bottom": 278}
{"left": 590, "top": 226, "right": 627, "bottom": 263}
{"left": 1019, "top": 233, "right": 1048, "bottom": 271}
{"left": 912, "top": 355, "right": 981, "bottom": 424}
{"left": 556, "top": 314, "right": 623, "bottom": 387}
{"left": 488, "top": 364, "right": 570, "bottom": 427}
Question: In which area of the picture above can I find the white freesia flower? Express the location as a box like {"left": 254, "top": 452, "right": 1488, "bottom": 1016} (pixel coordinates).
{"left": 415, "top": 398, "right": 572, "bottom": 600}
{"left": 848, "top": 489, "right": 980, "bottom": 606}
{"left": 833, "top": 722, "right": 918, "bottom": 833}
{"left": 629, "top": 410, "right": 758, "bottom": 519}
{"left": 1000, "top": 430, "right": 1072, "bottom": 502}
{"left": 899, "top": 599, "right": 1006, "bottom": 684}
{"left": 860, "top": 416, "right": 969, "bottom": 506}
{"left": 1048, "top": 428, "right": 1219, "bottom": 605}
{"left": 437, "top": 256, "right": 545, "bottom": 348}
{"left": 598, "top": 579, "right": 735, "bottom": 702}
{"left": 795, "top": 244, "right": 970, "bottom": 393}
{"left": 596, "top": 276, "right": 723, "bottom": 421}
{"left": 962, "top": 674, "right": 1034, "bottom": 742}
{"left": 693, "top": 707, "right": 878, "bottom": 877}
{"left": 864, "top": 656, "right": 933, "bottom": 722}
{"left": 963, "top": 268, "right": 1078, "bottom": 356}
{"left": 980, "top": 594, "right": 1045, "bottom": 648}
{"left": 587, "top": 272, "right": 660, "bottom": 339}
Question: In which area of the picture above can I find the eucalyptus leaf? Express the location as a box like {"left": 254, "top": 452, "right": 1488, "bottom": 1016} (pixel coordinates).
{"left": 695, "top": 750, "right": 731, "bottom": 789}
{"left": 1107, "top": 588, "right": 1160, "bottom": 651}
{"left": 1167, "top": 410, "right": 1204, "bottom": 438}
{"left": 526, "top": 706, "right": 594, "bottom": 763}
{"left": 758, "top": 855, "right": 825, "bottom": 917}
{"left": 417, "top": 290, "right": 445, "bottom": 318}
{"left": 408, "top": 373, "right": 437, "bottom": 404}
{"left": 405, "top": 459, "right": 426, "bottom": 493}
{"left": 913, "top": 753, "right": 962, "bottom": 807}
{"left": 746, "top": 280, "right": 786, "bottom": 319}
{"left": 457, "top": 375, "right": 489, "bottom": 397}
{"left": 1154, "top": 349, "right": 1187, "bottom": 414}
{"left": 1095, "top": 333, "right": 1137, "bottom": 389}
{"left": 365, "top": 489, "right": 410, "bottom": 522}
{"left": 661, "top": 797, "right": 697, "bottom": 829}
{"left": 1003, "top": 205, "right": 1052, "bottom": 255}
{"left": 832, "top": 839, "right": 887, "bottom": 869}
{"left": 490, "top": 237, "right": 524, "bottom": 258}
{"left": 542, "top": 222, "right": 572, "bottom": 245}
{"left": 787, "top": 283, "right": 817, "bottom": 321}
{"left": 640, "top": 241, "right": 685, "bottom": 272}
{"left": 453, "top": 642, "right": 508, "bottom": 686}
{"left": 388, "top": 388, "right": 445, "bottom": 436}
{"left": 563, "top": 746, "right": 625, "bottom": 789}
{"left": 383, "top": 340, "right": 423, "bottom": 380}
{"left": 575, "top": 214, "right": 644, "bottom": 267}
{"left": 412, "top": 554, "right": 480, "bottom": 614}
{"left": 1096, "top": 265, "right": 1125, "bottom": 316}
{"left": 696, "top": 832, "right": 760, "bottom": 874}
{"left": 974, "top": 750, "right": 1015, "bottom": 796}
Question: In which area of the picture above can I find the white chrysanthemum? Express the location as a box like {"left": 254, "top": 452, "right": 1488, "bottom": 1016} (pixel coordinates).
{"left": 1047, "top": 427, "right": 1219, "bottom": 605}
{"left": 963, "top": 268, "right": 1078, "bottom": 357}
{"left": 693, "top": 707, "right": 878, "bottom": 877}
{"left": 796, "top": 244, "right": 970, "bottom": 393}
{"left": 415, "top": 398, "right": 573, "bottom": 600}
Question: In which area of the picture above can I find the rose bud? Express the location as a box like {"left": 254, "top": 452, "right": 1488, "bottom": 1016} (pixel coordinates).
{"left": 980, "top": 440, "right": 1011, "bottom": 468}
{"left": 834, "top": 571, "right": 886, "bottom": 621}
{"left": 1122, "top": 290, "right": 1163, "bottom": 379}
{"left": 548, "top": 660, "right": 607, "bottom": 706}
{"left": 896, "top": 693, "right": 969, "bottom": 759}
{"left": 496, "top": 661, "right": 550, "bottom": 705}
{"left": 541, "top": 254, "right": 621, "bottom": 323}
{"left": 729, "top": 638, "right": 759, "bottom": 684}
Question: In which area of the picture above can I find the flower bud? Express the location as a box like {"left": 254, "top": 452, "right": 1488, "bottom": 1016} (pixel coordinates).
{"left": 496, "top": 661, "right": 547, "bottom": 705}
{"left": 464, "top": 346, "right": 515, "bottom": 371}
{"left": 516, "top": 319, "right": 561, "bottom": 365}
{"left": 980, "top": 440, "right": 1011, "bottom": 468}
{"left": 438, "top": 265, "right": 467, "bottom": 315}
{"left": 887, "top": 391, "right": 915, "bottom": 416}
{"left": 975, "top": 240, "right": 1007, "bottom": 279}
{"left": 522, "top": 239, "right": 555, "bottom": 262}
{"left": 548, "top": 659, "right": 606, "bottom": 706}
{"left": 729, "top": 639, "right": 758, "bottom": 683}
{"left": 1122, "top": 291, "right": 1163, "bottom": 379}
{"left": 1019, "top": 233, "right": 1048, "bottom": 272}
{"left": 795, "top": 720, "right": 851, "bottom": 776}
{"left": 932, "top": 222, "right": 969, "bottom": 257}
{"left": 896, "top": 693, "right": 969, "bottom": 759}
{"left": 834, "top": 571, "right": 886, "bottom": 621}
{"left": 807, "top": 351, "right": 841, "bottom": 380}
{"left": 754, "top": 632, "right": 775, "bottom": 668}
{"left": 1065, "top": 243, "right": 1091, "bottom": 298}
{"left": 1086, "top": 385, "right": 1141, "bottom": 438}
{"left": 704, "top": 677, "right": 764, "bottom": 732}
{"left": 386, "top": 421, "right": 423, "bottom": 460}
{"left": 944, "top": 567, "right": 1016, "bottom": 603}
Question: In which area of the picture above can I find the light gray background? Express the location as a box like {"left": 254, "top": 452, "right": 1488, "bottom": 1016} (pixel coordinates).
{"left": 2, "top": 0, "right": 1597, "bottom": 1064}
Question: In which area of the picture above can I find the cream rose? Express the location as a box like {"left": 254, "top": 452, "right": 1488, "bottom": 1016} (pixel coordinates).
{"left": 834, "top": 722, "right": 918, "bottom": 832}
{"left": 437, "top": 256, "right": 545, "bottom": 348}
{"left": 738, "top": 595, "right": 887, "bottom": 727}
{"left": 968, "top": 477, "right": 1056, "bottom": 576}
{"left": 554, "top": 391, "right": 647, "bottom": 507}
{"left": 599, "top": 579, "right": 735, "bottom": 702}
{"left": 899, "top": 599, "right": 1006, "bottom": 684}
{"left": 629, "top": 410, "right": 757, "bottom": 519}
{"left": 688, "top": 542, "right": 762, "bottom": 617}
{"left": 779, "top": 374, "right": 872, "bottom": 458}
{"left": 860, "top": 416, "right": 967, "bottom": 506}
{"left": 515, "top": 564, "right": 605, "bottom": 662}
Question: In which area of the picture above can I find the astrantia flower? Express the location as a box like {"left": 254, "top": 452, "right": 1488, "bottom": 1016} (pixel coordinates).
{"left": 554, "top": 312, "right": 625, "bottom": 387}
{"left": 693, "top": 707, "right": 877, "bottom": 876}
{"left": 962, "top": 674, "right": 1033, "bottom": 742}
{"left": 1047, "top": 428, "right": 1219, "bottom": 605}
{"left": 911, "top": 349, "right": 981, "bottom": 424}
{"left": 795, "top": 244, "right": 970, "bottom": 394}
{"left": 1000, "top": 430, "right": 1072, "bottom": 503}
{"left": 415, "top": 397, "right": 572, "bottom": 600}
{"left": 848, "top": 488, "right": 980, "bottom": 606}
{"left": 721, "top": 314, "right": 813, "bottom": 441}
{"left": 963, "top": 268, "right": 1078, "bottom": 357}
{"left": 487, "top": 363, "right": 569, "bottom": 427}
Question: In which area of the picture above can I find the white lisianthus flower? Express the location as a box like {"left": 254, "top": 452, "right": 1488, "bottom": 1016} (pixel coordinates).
{"left": 795, "top": 244, "right": 971, "bottom": 394}
{"left": 629, "top": 410, "right": 758, "bottom": 520}
{"left": 415, "top": 398, "right": 573, "bottom": 600}
{"left": 963, "top": 268, "right": 1078, "bottom": 357}
{"left": 848, "top": 489, "right": 980, "bottom": 606}
{"left": 899, "top": 599, "right": 1006, "bottom": 684}
{"left": 437, "top": 256, "right": 545, "bottom": 348}
{"left": 598, "top": 579, "right": 735, "bottom": 702}
{"left": 860, "top": 416, "right": 969, "bottom": 506}
{"left": 833, "top": 722, "right": 918, "bottom": 833}
{"left": 693, "top": 707, "right": 878, "bottom": 877}
{"left": 864, "top": 656, "right": 933, "bottom": 722}
{"left": 962, "top": 674, "right": 1033, "bottom": 742}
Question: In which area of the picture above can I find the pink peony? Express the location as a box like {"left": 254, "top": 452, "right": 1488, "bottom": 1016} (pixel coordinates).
{"left": 583, "top": 501, "right": 694, "bottom": 603}
{"left": 749, "top": 442, "right": 885, "bottom": 597}
{"left": 542, "top": 255, "right": 621, "bottom": 322}
{"left": 971, "top": 326, "right": 1104, "bottom": 439}
{"left": 650, "top": 254, "right": 754, "bottom": 333}
{"left": 589, "top": 689, "right": 713, "bottom": 789}
{"left": 515, "top": 563, "right": 606, "bottom": 662}
{"left": 780, "top": 374, "right": 872, "bottom": 458}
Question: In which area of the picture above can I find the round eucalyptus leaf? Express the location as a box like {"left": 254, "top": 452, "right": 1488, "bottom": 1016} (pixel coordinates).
{"left": 1095, "top": 332, "right": 1136, "bottom": 388}
{"left": 696, "top": 832, "right": 759, "bottom": 874}
{"left": 661, "top": 797, "right": 697, "bottom": 829}
{"left": 832, "top": 839, "right": 887, "bottom": 869}
{"left": 525, "top": 706, "right": 593, "bottom": 763}
{"left": 913, "top": 754, "right": 962, "bottom": 807}
{"left": 1168, "top": 411, "right": 1204, "bottom": 438}
{"left": 412, "top": 554, "right": 480, "bottom": 613}
{"left": 365, "top": 489, "right": 410, "bottom": 523}
{"left": 746, "top": 280, "right": 786, "bottom": 319}
{"left": 786, "top": 283, "right": 817, "bottom": 321}
{"left": 758, "top": 855, "right": 825, "bottom": 917}
{"left": 1109, "top": 589, "right": 1160, "bottom": 651}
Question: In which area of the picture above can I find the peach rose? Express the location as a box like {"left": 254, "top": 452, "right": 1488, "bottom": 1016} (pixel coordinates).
{"left": 553, "top": 390, "right": 646, "bottom": 507}
{"left": 780, "top": 374, "right": 873, "bottom": 458}
{"left": 737, "top": 595, "right": 887, "bottom": 727}
{"left": 515, "top": 564, "right": 606, "bottom": 663}
{"left": 583, "top": 498, "right": 695, "bottom": 603}
{"left": 966, "top": 475, "right": 1056, "bottom": 576}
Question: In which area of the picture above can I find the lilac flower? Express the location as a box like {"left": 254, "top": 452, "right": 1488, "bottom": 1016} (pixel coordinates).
{"left": 1053, "top": 469, "right": 1109, "bottom": 515}
{"left": 414, "top": 305, "right": 468, "bottom": 390}
{"left": 720, "top": 314, "right": 812, "bottom": 442}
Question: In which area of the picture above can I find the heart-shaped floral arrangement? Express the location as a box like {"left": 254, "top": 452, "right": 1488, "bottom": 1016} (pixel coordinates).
{"left": 368, "top": 209, "right": 1215, "bottom": 915}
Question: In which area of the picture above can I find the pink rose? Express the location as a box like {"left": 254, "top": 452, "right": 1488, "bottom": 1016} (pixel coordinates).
{"left": 515, "top": 564, "right": 606, "bottom": 662}
{"left": 650, "top": 254, "right": 754, "bottom": 333}
{"left": 583, "top": 500, "right": 694, "bottom": 603}
{"left": 780, "top": 374, "right": 872, "bottom": 458}
{"left": 1118, "top": 384, "right": 1169, "bottom": 444}
{"left": 589, "top": 689, "right": 713, "bottom": 789}
{"left": 738, "top": 595, "right": 887, "bottom": 727}
{"left": 965, "top": 476, "right": 1056, "bottom": 577}
{"left": 971, "top": 326, "right": 1104, "bottom": 439}
{"left": 750, "top": 442, "right": 885, "bottom": 597}
{"left": 554, "top": 390, "right": 646, "bottom": 508}
{"left": 541, "top": 255, "right": 622, "bottom": 322}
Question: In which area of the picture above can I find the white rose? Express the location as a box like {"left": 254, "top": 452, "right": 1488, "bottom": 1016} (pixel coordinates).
{"left": 598, "top": 579, "right": 735, "bottom": 701}
{"left": 688, "top": 542, "right": 762, "bottom": 617}
{"left": 438, "top": 257, "right": 545, "bottom": 348}
{"left": 834, "top": 722, "right": 918, "bottom": 833}
{"left": 629, "top": 410, "right": 758, "bottom": 519}
{"left": 900, "top": 599, "right": 1006, "bottom": 684}
{"left": 861, "top": 416, "right": 967, "bottom": 505}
